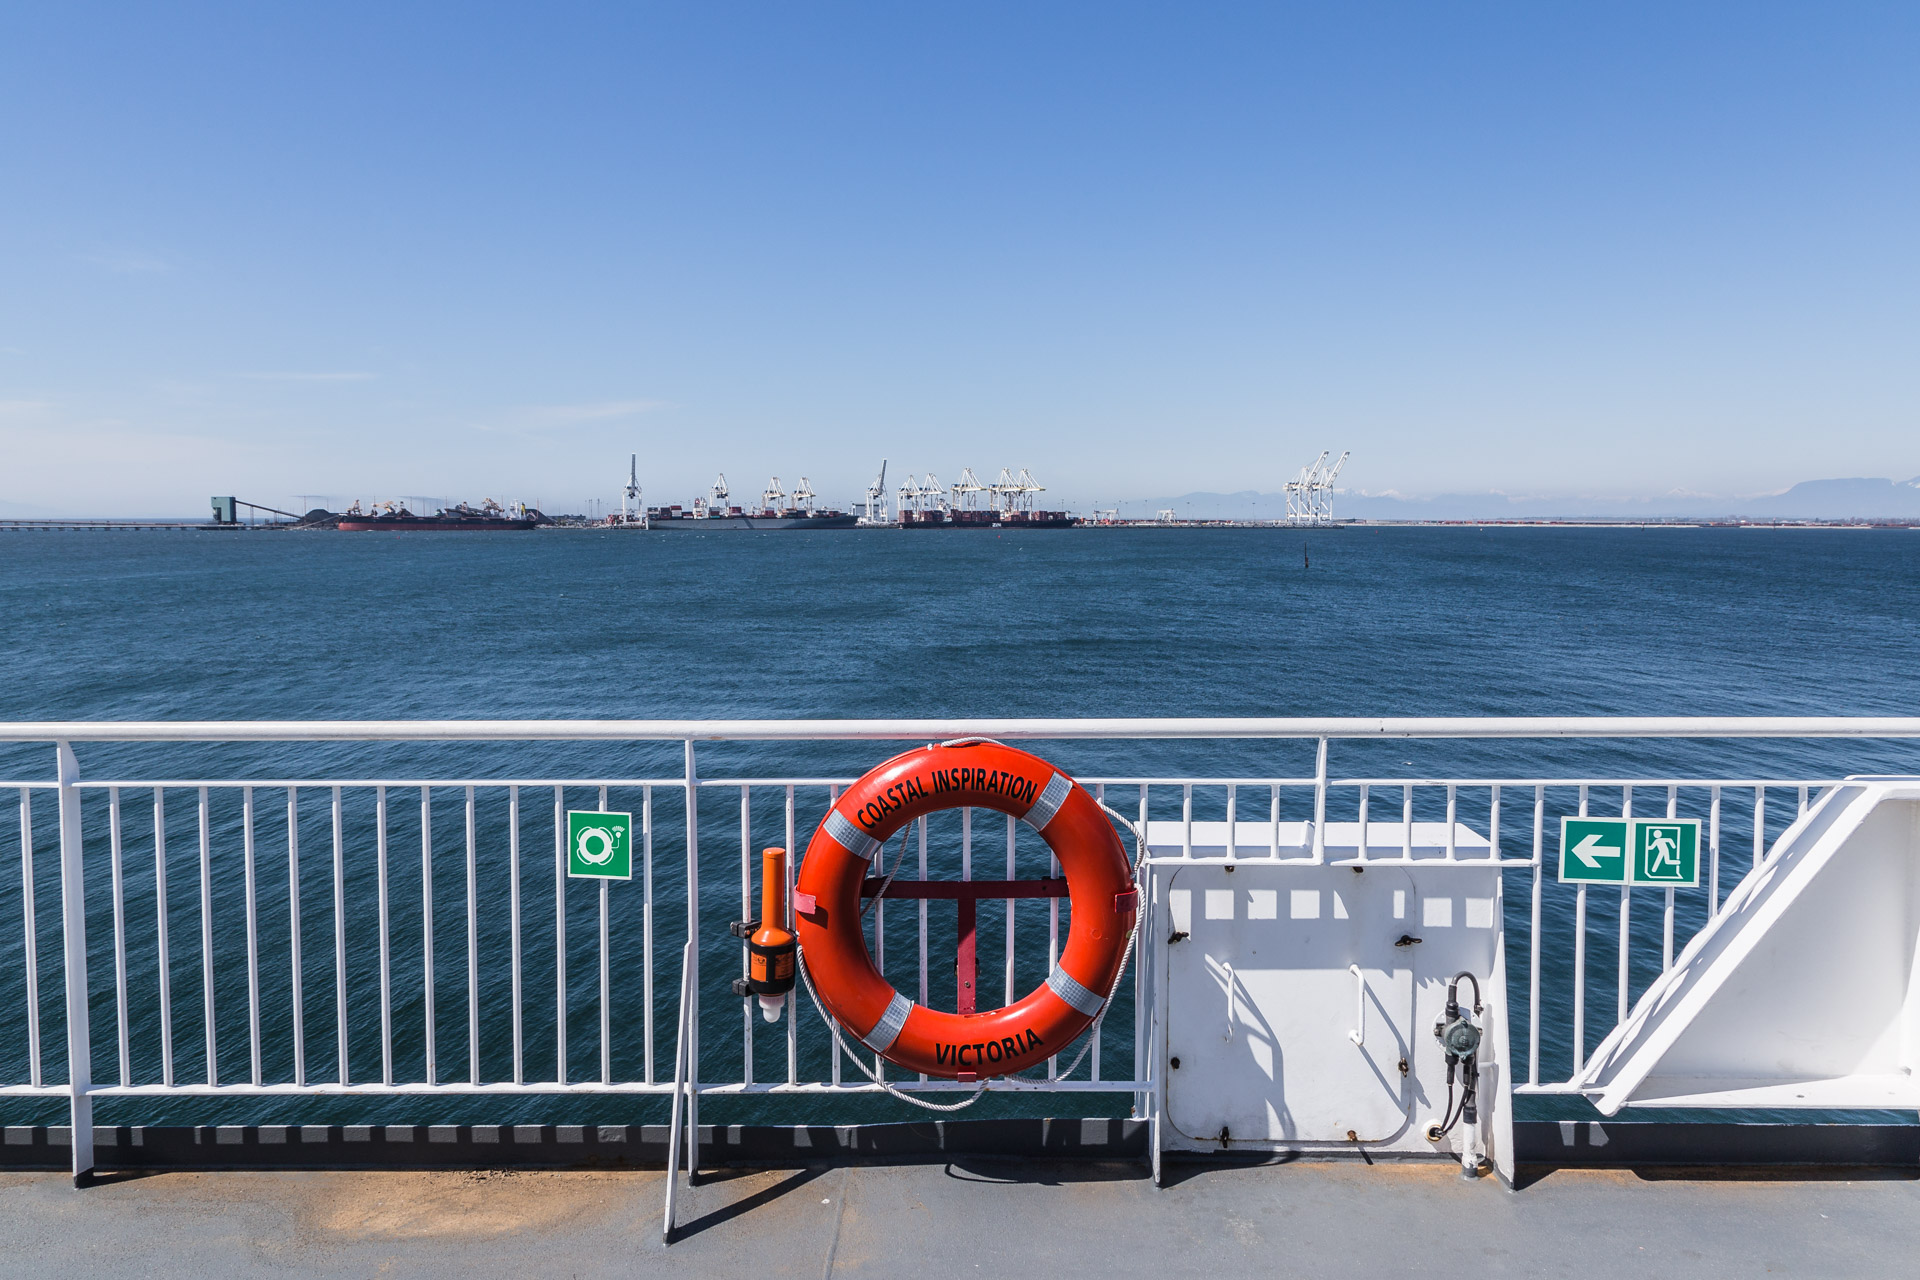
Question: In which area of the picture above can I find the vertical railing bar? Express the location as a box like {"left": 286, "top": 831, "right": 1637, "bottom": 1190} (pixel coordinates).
{"left": 376, "top": 784, "right": 393, "bottom": 1086}
{"left": 915, "top": 811, "right": 928, "bottom": 1082}
{"left": 1798, "top": 785, "right": 1808, "bottom": 818}
{"left": 109, "top": 787, "right": 131, "bottom": 1086}
{"left": 1617, "top": 786, "right": 1632, "bottom": 1028}
{"left": 509, "top": 785, "right": 523, "bottom": 1086}
{"left": 554, "top": 785, "right": 567, "bottom": 1085}
{"left": 600, "top": 784, "right": 612, "bottom": 1087}
{"left": 243, "top": 785, "right": 261, "bottom": 1086}
{"left": 832, "top": 785, "right": 843, "bottom": 1088}
{"left": 785, "top": 787, "right": 797, "bottom": 1087}
{"left": 1572, "top": 783, "right": 1588, "bottom": 1075}
{"left": 466, "top": 785, "right": 479, "bottom": 1085}
{"left": 1356, "top": 784, "right": 1369, "bottom": 863}
{"left": 1444, "top": 784, "right": 1457, "bottom": 861}
{"left": 288, "top": 787, "right": 305, "bottom": 1088}
{"left": 154, "top": 788, "right": 174, "bottom": 1088}
{"left": 1051, "top": 789, "right": 1068, "bottom": 1079}
{"left": 1708, "top": 785, "right": 1722, "bottom": 917}
{"left": 647, "top": 785, "right": 659, "bottom": 1085}
{"left": 1488, "top": 784, "right": 1501, "bottom": 863}
{"left": 331, "top": 786, "right": 346, "bottom": 1086}
{"left": 55, "top": 743, "right": 93, "bottom": 1184}
{"left": 1181, "top": 785, "right": 1192, "bottom": 860}
{"left": 1269, "top": 782, "right": 1280, "bottom": 860}
{"left": 682, "top": 741, "right": 700, "bottom": 1174}
{"left": 20, "top": 788, "right": 41, "bottom": 1089}
{"left": 1004, "top": 812, "right": 1016, "bottom": 1008}
{"left": 1753, "top": 785, "right": 1767, "bottom": 869}
{"left": 198, "top": 785, "right": 218, "bottom": 1086}
{"left": 1311, "top": 738, "right": 1328, "bottom": 863}
{"left": 421, "top": 785, "right": 436, "bottom": 1085}
{"left": 1401, "top": 784, "right": 1413, "bottom": 861}
{"left": 1662, "top": 785, "right": 1677, "bottom": 971}
{"left": 1223, "top": 782, "right": 1237, "bottom": 864}
{"left": 1528, "top": 785, "right": 1543, "bottom": 1086}
{"left": 740, "top": 786, "right": 752, "bottom": 1086}
{"left": 1134, "top": 783, "right": 1149, "bottom": 1108}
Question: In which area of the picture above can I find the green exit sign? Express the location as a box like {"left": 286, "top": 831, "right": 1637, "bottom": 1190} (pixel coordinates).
{"left": 1559, "top": 817, "right": 1700, "bottom": 887}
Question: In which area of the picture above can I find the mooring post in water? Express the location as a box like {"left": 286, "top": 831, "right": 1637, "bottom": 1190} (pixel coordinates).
{"left": 57, "top": 741, "right": 94, "bottom": 1186}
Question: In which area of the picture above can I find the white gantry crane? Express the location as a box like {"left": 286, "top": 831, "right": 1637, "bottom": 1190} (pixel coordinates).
{"left": 792, "top": 477, "right": 816, "bottom": 516}
{"left": 1285, "top": 450, "right": 1350, "bottom": 526}
{"left": 952, "top": 468, "right": 985, "bottom": 511}
{"left": 1014, "top": 468, "right": 1043, "bottom": 513}
{"left": 990, "top": 467, "right": 1020, "bottom": 516}
{"left": 920, "top": 473, "right": 948, "bottom": 514}
{"left": 762, "top": 477, "right": 786, "bottom": 514}
{"left": 1312, "top": 451, "right": 1349, "bottom": 523}
{"left": 619, "top": 453, "right": 647, "bottom": 528}
{"left": 860, "top": 460, "right": 891, "bottom": 525}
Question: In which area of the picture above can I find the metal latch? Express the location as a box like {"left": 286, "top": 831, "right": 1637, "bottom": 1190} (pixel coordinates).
{"left": 1394, "top": 934, "right": 1422, "bottom": 948}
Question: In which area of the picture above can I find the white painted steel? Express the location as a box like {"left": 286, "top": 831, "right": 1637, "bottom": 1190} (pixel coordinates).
{"left": 5, "top": 715, "right": 1920, "bottom": 742}
{"left": 3, "top": 716, "right": 1905, "bottom": 1188}
{"left": 1577, "top": 781, "right": 1920, "bottom": 1113}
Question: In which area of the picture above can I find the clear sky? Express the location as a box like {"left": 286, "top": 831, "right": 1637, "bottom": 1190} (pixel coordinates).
{"left": 3, "top": 3, "right": 1917, "bottom": 515}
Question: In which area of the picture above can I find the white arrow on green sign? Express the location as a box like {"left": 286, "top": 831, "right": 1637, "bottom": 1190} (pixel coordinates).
{"left": 1559, "top": 817, "right": 1628, "bottom": 883}
{"left": 567, "top": 810, "right": 634, "bottom": 880}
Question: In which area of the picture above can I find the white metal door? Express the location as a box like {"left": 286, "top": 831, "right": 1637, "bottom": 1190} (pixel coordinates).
{"left": 1164, "top": 865, "right": 1418, "bottom": 1148}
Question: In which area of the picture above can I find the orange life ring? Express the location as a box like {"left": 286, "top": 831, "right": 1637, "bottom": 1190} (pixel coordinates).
{"left": 794, "top": 742, "right": 1136, "bottom": 1079}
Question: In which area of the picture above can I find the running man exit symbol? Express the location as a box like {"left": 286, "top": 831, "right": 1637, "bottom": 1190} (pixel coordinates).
{"left": 567, "top": 810, "right": 634, "bottom": 880}
{"left": 1559, "top": 818, "right": 1628, "bottom": 883}
{"left": 1632, "top": 819, "right": 1700, "bottom": 887}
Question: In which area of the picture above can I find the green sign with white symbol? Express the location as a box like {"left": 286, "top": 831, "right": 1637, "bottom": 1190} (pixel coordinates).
{"left": 1560, "top": 816, "right": 1701, "bottom": 886}
{"left": 1559, "top": 817, "right": 1629, "bottom": 883}
{"left": 1631, "top": 818, "right": 1700, "bottom": 887}
{"left": 567, "top": 810, "right": 633, "bottom": 880}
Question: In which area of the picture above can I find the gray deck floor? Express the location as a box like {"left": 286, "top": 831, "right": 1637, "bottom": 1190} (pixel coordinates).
{"left": 3, "top": 1160, "right": 1915, "bottom": 1278}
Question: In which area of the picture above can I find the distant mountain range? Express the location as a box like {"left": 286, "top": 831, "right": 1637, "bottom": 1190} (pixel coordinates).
{"left": 1109, "top": 476, "right": 1920, "bottom": 522}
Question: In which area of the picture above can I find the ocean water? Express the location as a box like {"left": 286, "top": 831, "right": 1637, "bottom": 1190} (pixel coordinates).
{"left": 2, "top": 526, "right": 1918, "bottom": 1128}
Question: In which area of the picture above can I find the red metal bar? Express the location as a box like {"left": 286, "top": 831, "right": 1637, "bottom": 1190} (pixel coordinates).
{"left": 859, "top": 878, "right": 1067, "bottom": 900}
{"left": 956, "top": 894, "right": 976, "bottom": 1014}
{"left": 855, "top": 879, "right": 1070, "bottom": 1016}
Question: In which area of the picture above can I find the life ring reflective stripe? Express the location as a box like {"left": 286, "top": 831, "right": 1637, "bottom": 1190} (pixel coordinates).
{"left": 795, "top": 742, "right": 1136, "bottom": 1079}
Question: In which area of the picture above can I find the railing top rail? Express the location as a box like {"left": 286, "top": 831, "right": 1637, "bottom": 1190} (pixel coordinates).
{"left": 3, "top": 716, "right": 1920, "bottom": 743}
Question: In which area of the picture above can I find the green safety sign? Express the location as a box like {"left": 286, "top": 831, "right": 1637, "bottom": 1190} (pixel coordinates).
{"left": 1559, "top": 816, "right": 1700, "bottom": 887}
{"left": 1632, "top": 818, "right": 1700, "bottom": 887}
{"left": 567, "top": 810, "right": 633, "bottom": 880}
{"left": 1559, "top": 817, "right": 1629, "bottom": 883}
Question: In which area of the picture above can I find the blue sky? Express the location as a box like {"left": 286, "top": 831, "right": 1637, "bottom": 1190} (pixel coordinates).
{"left": 2, "top": 3, "right": 1917, "bottom": 514}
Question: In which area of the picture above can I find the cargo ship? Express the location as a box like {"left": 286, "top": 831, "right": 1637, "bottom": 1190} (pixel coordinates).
{"left": 331, "top": 499, "right": 548, "bottom": 531}
{"left": 890, "top": 466, "right": 1079, "bottom": 528}
{"left": 648, "top": 474, "right": 857, "bottom": 530}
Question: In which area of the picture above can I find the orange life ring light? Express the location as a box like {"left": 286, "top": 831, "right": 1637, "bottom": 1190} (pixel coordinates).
{"left": 794, "top": 742, "right": 1136, "bottom": 1079}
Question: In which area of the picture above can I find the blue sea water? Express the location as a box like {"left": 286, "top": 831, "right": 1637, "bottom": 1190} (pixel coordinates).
{"left": 1, "top": 526, "right": 1918, "bottom": 1128}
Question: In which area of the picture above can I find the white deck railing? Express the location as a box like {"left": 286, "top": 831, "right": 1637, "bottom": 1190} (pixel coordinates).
{"left": 2, "top": 717, "right": 1917, "bottom": 1184}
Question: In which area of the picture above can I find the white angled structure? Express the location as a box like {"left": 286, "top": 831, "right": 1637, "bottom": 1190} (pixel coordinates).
{"left": 1575, "top": 778, "right": 1920, "bottom": 1113}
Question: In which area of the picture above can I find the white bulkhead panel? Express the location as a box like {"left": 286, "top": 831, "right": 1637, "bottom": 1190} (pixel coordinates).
{"left": 1154, "top": 851, "right": 1509, "bottom": 1167}
{"left": 1578, "top": 782, "right": 1920, "bottom": 1113}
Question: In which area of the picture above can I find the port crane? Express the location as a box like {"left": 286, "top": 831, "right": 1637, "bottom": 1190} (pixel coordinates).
{"left": 1284, "top": 450, "right": 1351, "bottom": 526}
{"left": 952, "top": 468, "right": 985, "bottom": 511}
{"left": 619, "top": 454, "right": 647, "bottom": 527}
{"left": 763, "top": 477, "right": 786, "bottom": 514}
{"left": 792, "top": 477, "right": 816, "bottom": 516}
{"left": 860, "top": 460, "right": 890, "bottom": 525}
{"left": 920, "top": 473, "right": 948, "bottom": 514}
